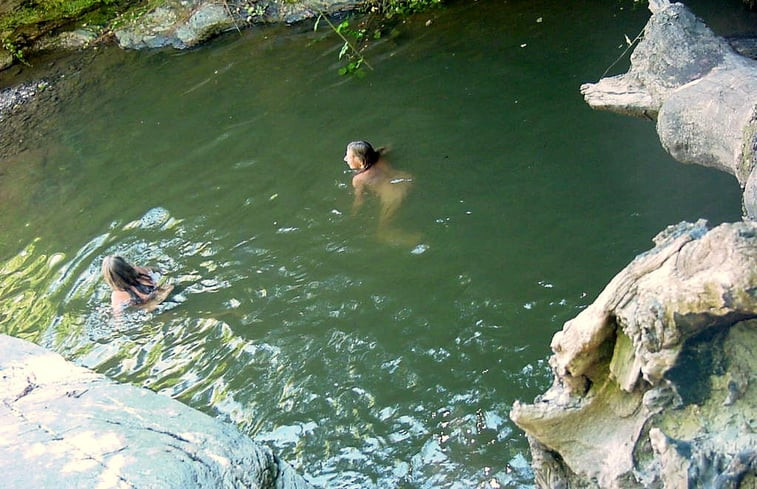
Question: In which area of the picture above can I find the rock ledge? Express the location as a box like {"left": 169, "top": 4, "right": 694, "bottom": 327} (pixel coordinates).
{"left": 0, "top": 334, "right": 311, "bottom": 489}
{"left": 511, "top": 220, "right": 757, "bottom": 489}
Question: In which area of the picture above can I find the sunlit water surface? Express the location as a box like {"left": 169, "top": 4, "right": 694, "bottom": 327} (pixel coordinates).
{"left": 0, "top": 0, "right": 750, "bottom": 487}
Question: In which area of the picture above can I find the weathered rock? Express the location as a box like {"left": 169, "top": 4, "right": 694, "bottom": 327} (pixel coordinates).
{"left": 114, "top": 0, "right": 359, "bottom": 50}
{"left": 0, "top": 49, "right": 12, "bottom": 71}
{"left": 511, "top": 220, "right": 757, "bottom": 489}
{"left": 580, "top": 1, "right": 757, "bottom": 219}
{"left": 746, "top": 168, "right": 757, "bottom": 219}
{"left": 34, "top": 28, "right": 99, "bottom": 51}
{"left": 0, "top": 334, "right": 312, "bottom": 489}
{"left": 114, "top": 0, "right": 237, "bottom": 50}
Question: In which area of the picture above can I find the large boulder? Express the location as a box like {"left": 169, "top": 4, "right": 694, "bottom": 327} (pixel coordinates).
{"left": 0, "top": 334, "right": 312, "bottom": 489}
{"left": 510, "top": 220, "right": 757, "bottom": 489}
{"left": 580, "top": 1, "right": 757, "bottom": 219}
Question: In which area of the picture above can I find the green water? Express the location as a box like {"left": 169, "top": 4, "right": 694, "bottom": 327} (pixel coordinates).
{"left": 0, "top": 0, "right": 749, "bottom": 487}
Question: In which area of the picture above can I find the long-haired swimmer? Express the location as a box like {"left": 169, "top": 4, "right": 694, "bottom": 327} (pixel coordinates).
{"left": 102, "top": 255, "right": 174, "bottom": 313}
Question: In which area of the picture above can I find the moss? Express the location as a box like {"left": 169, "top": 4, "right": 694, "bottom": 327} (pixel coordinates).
{"left": 0, "top": 0, "right": 165, "bottom": 61}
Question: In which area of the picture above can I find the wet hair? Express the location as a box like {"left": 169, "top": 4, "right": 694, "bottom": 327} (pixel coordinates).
{"left": 101, "top": 255, "right": 155, "bottom": 304}
{"left": 347, "top": 140, "right": 383, "bottom": 171}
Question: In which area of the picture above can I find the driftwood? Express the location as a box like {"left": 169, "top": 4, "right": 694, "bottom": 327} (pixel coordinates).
{"left": 580, "top": 0, "right": 757, "bottom": 220}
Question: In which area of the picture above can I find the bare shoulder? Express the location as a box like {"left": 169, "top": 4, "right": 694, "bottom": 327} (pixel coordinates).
{"left": 352, "top": 171, "right": 368, "bottom": 187}
{"left": 111, "top": 290, "right": 131, "bottom": 310}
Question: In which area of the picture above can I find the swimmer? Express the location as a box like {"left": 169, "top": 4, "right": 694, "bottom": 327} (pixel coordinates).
{"left": 344, "top": 140, "right": 413, "bottom": 228}
{"left": 344, "top": 140, "right": 421, "bottom": 245}
{"left": 101, "top": 255, "right": 174, "bottom": 313}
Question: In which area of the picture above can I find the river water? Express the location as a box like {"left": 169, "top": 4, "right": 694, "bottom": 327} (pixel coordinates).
{"left": 0, "top": 0, "right": 751, "bottom": 487}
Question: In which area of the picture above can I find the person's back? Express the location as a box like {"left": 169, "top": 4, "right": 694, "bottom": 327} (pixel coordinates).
{"left": 344, "top": 141, "right": 420, "bottom": 245}
{"left": 354, "top": 159, "right": 412, "bottom": 227}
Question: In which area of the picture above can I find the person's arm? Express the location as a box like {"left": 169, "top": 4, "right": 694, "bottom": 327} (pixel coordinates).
{"left": 352, "top": 179, "right": 365, "bottom": 215}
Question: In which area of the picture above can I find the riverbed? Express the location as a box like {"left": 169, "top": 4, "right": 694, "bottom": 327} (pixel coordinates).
{"left": 0, "top": 0, "right": 751, "bottom": 487}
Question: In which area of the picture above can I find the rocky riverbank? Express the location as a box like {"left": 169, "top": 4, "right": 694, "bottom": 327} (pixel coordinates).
{"left": 512, "top": 2, "right": 757, "bottom": 488}
{"left": 0, "top": 334, "right": 312, "bottom": 489}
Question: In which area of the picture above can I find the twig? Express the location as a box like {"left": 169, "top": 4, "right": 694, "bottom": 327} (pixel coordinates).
{"left": 315, "top": 8, "right": 373, "bottom": 71}
{"left": 221, "top": 0, "right": 243, "bottom": 35}
{"left": 600, "top": 27, "right": 644, "bottom": 79}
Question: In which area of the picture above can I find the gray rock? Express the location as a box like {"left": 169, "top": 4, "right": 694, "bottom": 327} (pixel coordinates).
{"left": 510, "top": 221, "right": 757, "bottom": 489}
{"left": 114, "top": 0, "right": 361, "bottom": 50}
{"left": 114, "top": 1, "right": 221, "bottom": 50}
{"left": 746, "top": 167, "right": 757, "bottom": 219}
{"left": 0, "top": 334, "right": 312, "bottom": 489}
{"left": 175, "top": 3, "right": 236, "bottom": 48}
{"left": 580, "top": 2, "right": 757, "bottom": 219}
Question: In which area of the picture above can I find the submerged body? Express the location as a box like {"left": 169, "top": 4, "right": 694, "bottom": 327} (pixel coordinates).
{"left": 344, "top": 141, "right": 420, "bottom": 245}
{"left": 352, "top": 159, "right": 413, "bottom": 227}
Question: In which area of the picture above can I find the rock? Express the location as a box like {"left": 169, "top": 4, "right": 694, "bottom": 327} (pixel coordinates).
{"left": 579, "top": 2, "right": 757, "bottom": 219}
{"left": 32, "top": 28, "right": 99, "bottom": 52}
{"left": 0, "top": 334, "right": 312, "bottom": 489}
{"left": 114, "top": 0, "right": 237, "bottom": 50}
{"left": 511, "top": 220, "right": 757, "bottom": 489}
{"left": 175, "top": 3, "right": 237, "bottom": 48}
{"left": 0, "top": 49, "right": 12, "bottom": 71}
{"left": 114, "top": 3, "right": 182, "bottom": 49}
{"left": 746, "top": 168, "right": 757, "bottom": 219}
{"left": 114, "top": 0, "right": 360, "bottom": 50}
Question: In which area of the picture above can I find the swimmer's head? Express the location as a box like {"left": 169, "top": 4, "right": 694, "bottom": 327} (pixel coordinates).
{"left": 102, "top": 255, "right": 142, "bottom": 291}
{"left": 345, "top": 141, "right": 380, "bottom": 171}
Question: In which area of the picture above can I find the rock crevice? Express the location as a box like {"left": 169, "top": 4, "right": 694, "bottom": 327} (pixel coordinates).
{"left": 511, "top": 220, "right": 757, "bottom": 488}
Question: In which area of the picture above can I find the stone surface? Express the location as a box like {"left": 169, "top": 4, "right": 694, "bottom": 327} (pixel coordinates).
{"left": 580, "top": 1, "right": 757, "bottom": 219}
{"left": 510, "top": 220, "right": 757, "bottom": 489}
{"left": 0, "top": 334, "right": 312, "bottom": 489}
{"left": 114, "top": 0, "right": 358, "bottom": 50}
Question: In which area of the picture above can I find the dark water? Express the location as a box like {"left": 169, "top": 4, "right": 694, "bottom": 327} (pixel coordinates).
{"left": 0, "top": 0, "right": 749, "bottom": 487}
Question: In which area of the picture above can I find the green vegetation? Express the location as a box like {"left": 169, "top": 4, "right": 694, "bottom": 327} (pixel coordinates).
{"left": 0, "top": 0, "right": 444, "bottom": 70}
{"left": 0, "top": 0, "right": 141, "bottom": 65}
{"left": 317, "top": 0, "right": 443, "bottom": 76}
{"left": 2, "top": 38, "right": 29, "bottom": 65}
{"left": 371, "top": 0, "right": 442, "bottom": 18}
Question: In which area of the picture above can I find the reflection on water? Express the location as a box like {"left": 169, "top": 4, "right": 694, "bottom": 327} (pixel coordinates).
{"left": 0, "top": 0, "right": 748, "bottom": 487}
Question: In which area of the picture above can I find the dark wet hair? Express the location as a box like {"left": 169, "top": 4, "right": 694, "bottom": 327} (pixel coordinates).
{"left": 347, "top": 140, "right": 383, "bottom": 171}
{"left": 101, "top": 255, "right": 155, "bottom": 305}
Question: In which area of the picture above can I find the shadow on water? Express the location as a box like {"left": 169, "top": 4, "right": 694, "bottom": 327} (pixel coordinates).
{"left": 0, "top": 0, "right": 750, "bottom": 487}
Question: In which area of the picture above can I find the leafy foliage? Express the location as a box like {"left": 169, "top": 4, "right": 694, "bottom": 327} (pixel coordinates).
{"left": 316, "top": 0, "right": 443, "bottom": 77}
{"left": 371, "top": 0, "right": 443, "bottom": 19}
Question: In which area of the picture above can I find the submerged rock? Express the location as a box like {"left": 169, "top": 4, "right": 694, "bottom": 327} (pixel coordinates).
{"left": 0, "top": 334, "right": 312, "bottom": 489}
{"left": 510, "top": 220, "right": 757, "bottom": 489}
{"left": 580, "top": 1, "right": 757, "bottom": 219}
